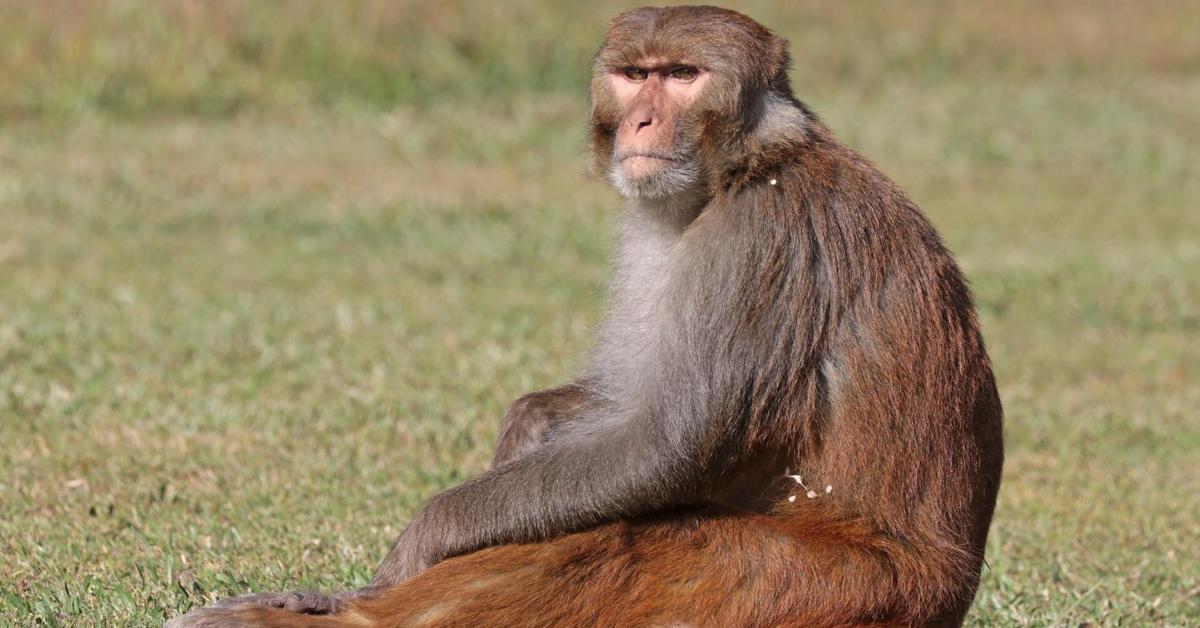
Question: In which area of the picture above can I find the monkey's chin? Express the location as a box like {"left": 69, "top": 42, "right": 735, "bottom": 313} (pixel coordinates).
{"left": 609, "top": 161, "right": 701, "bottom": 200}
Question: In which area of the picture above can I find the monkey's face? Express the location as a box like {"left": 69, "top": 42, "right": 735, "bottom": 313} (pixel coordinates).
{"left": 605, "top": 58, "right": 710, "bottom": 199}
{"left": 589, "top": 6, "right": 792, "bottom": 203}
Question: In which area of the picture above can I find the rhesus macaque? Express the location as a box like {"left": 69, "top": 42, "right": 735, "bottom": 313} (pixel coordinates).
{"left": 170, "top": 5, "right": 1003, "bottom": 627}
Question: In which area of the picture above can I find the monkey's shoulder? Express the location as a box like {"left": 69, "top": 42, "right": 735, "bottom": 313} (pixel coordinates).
{"left": 711, "top": 141, "right": 962, "bottom": 291}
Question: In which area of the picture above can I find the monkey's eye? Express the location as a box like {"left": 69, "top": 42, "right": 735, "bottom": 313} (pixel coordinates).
{"left": 668, "top": 66, "right": 699, "bottom": 82}
{"left": 622, "top": 67, "right": 649, "bottom": 81}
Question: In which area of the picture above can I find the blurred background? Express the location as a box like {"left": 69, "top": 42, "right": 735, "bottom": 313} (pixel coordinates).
{"left": 1, "top": 1, "right": 1196, "bottom": 624}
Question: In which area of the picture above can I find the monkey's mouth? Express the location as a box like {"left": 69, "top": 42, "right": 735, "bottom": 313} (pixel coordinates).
{"left": 618, "top": 151, "right": 680, "bottom": 163}
{"left": 608, "top": 149, "right": 701, "bottom": 198}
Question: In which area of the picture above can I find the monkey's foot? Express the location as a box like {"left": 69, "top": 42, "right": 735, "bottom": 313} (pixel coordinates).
{"left": 213, "top": 590, "right": 342, "bottom": 614}
{"left": 165, "top": 591, "right": 354, "bottom": 628}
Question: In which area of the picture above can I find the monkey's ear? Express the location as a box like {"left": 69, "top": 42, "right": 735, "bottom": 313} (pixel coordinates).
{"left": 767, "top": 35, "right": 793, "bottom": 93}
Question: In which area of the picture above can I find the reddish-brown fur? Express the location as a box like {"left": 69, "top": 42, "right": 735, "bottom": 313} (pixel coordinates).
{"left": 169, "top": 6, "right": 1002, "bottom": 627}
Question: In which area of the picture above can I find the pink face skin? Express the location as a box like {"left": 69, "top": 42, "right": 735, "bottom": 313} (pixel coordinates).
{"left": 608, "top": 58, "right": 710, "bottom": 181}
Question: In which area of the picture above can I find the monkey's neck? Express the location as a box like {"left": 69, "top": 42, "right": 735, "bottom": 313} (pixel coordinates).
{"left": 629, "top": 182, "right": 712, "bottom": 233}
{"left": 710, "top": 92, "right": 815, "bottom": 194}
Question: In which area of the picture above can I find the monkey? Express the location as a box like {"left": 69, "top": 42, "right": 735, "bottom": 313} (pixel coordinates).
{"left": 168, "top": 5, "right": 1003, "bottom": 627}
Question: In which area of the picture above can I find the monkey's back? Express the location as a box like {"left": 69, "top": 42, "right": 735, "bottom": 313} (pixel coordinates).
{"left": 747, "top": 125, "right": 1005, "bottom": 622}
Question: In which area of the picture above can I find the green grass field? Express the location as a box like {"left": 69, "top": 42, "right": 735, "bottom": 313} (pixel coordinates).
{"left": 1, "top": 2, "right": 1197, "bottom": 625}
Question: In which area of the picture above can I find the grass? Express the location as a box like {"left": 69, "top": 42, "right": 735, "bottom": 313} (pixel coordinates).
{"left": 1, "top": 1, "right": 1197, "bottom": 625}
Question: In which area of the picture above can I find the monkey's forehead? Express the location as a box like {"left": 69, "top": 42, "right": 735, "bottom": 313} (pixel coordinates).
{"left": 594, "top": 6, "right": 780, "bottom": 74}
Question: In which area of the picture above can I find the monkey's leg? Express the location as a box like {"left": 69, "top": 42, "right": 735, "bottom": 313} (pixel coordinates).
{"left": 166, "top": 507, "right": 968, "bottom": 628}
{"left": 490, "top": 382, "right": 594, "bottom": 468}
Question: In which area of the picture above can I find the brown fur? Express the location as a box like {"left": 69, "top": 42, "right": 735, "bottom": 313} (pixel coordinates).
{"left": 168, "top": 6, "right": 1002, "bottom": 627}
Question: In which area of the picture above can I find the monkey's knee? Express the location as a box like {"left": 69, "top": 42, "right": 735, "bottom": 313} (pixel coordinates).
{"left": 492, "top": 394, "right": 554, "bottom": 466}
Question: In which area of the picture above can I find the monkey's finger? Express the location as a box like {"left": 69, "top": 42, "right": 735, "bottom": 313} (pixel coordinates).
{"left": 280, "top": 591, "right": 338, "bottom": 613}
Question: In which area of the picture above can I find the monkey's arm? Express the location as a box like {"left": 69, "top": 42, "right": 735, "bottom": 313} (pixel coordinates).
{"left": 490, "top": 382, "right": 596, "bottom": 468}
{"left": 370, "top": 380, "right": 729, "bottom": 587}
